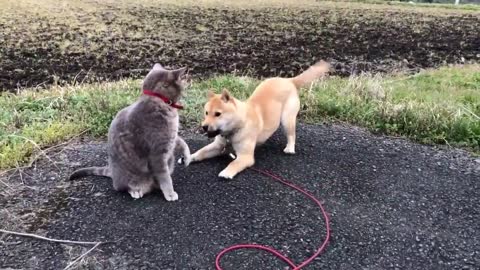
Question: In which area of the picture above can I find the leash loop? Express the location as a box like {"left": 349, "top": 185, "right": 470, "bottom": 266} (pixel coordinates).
{"left": 215, "top": 168, "right": 331, "bottom": 270}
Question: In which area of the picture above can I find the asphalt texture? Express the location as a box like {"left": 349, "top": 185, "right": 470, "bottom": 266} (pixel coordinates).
{"left": 1, "top": 124, "right": 479, "bottom": 270}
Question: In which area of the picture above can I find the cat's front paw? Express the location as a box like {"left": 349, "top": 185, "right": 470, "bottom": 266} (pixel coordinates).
{"left": 164, "top": 191, "right": 179, "bottom": 201}
{"left": 177, "top": 157, "right": 184, "bottom": 165}
{"left": 183, "top": 156, "right": 191, "bottom": 167}
{"left": 129, "top": 190, "right": 145, "bottom": 199}
{"left": 177, "top": 156, "right": 191, "bottom": 167}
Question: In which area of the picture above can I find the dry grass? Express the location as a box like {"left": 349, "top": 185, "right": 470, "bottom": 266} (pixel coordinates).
{"left": 63, "top": 245, "right": 104, "bottom": 270}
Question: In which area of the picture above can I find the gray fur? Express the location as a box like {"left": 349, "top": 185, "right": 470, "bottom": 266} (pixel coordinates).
{"left": 69, "top": 64, "right": 190, "bottom": 201}
{"left": 69, "top": 166, "right": 111, "bottom": 180}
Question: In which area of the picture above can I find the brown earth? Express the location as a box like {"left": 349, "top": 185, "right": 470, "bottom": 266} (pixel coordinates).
{"left": 1, "top": 4, "right": 479, "bottom": 91}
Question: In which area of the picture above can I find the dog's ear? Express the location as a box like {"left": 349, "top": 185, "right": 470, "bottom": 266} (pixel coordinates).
{"left": 221, "top": 88, "right": 231, "bottom": 103}
{"left": 207, "top": 89, "right": 215, "bottom": 99}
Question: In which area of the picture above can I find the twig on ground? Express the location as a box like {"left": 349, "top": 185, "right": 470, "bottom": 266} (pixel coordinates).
{"left": 32, "top": 129, "right": 90, "bottom": 162}
{"left": 0, "top": 229, "right": 113, "bottom": 245}
{"left": 0, "top": 229, "right": 122, "bottom": 270}
{"left": 63, "top": 242, "right": 102, "bottom": 270}
{"left": 0, "top": 179, "right": 14, "bottom": 191}
{"left": 0, "top": 166, "right": 29, "bottom": 178}
{"left": 4, "top": 168, "right": 18, "bottom": 182}
{"left": 0, "top": 129, "right": 89, "bottom": 178}
{"left": 0, "top": 239, "right": 22, "bottom": 245}
{"left": 49, "top": 129, "right": 90, "bottom": 159}
{"left": 5, "top": 134, "right": 59, "bottom": 170}
{"left": 15, "top": 161, "right": 25, "bottom": 184}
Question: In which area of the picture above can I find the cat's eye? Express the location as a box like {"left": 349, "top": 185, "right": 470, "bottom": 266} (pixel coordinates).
{"left": 205, "top": 111, "right": 208, "bottom": 116}
{"left": 215, "top": 112, "right": 221, "bottom": 117}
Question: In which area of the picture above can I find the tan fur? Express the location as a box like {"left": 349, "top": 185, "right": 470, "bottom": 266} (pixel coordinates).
{"left": 191, "top": 61, "right": 330, "bottom": 179}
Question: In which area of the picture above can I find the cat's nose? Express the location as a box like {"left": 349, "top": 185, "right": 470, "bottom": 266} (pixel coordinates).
{"left": 202, "top": 125, "right": 208, "bottom": 132}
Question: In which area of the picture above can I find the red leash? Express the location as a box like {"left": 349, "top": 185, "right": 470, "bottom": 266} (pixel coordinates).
{"left": 215, "top": 168, "right": 331, "bottom": 270}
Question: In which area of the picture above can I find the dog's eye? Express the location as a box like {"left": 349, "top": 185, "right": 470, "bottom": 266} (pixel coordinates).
{"left": 205, "top": 111, "right": 208, "bottom": 116}
{"left": 215, "top": 112, "right": 221, "bottom": 117}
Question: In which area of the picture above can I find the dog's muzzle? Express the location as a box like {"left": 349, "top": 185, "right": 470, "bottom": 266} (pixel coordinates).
{"left": 207, "top": 130, "right": 221, "bottom": 138}
{"left": 201, "top": 125, "right": 222, "bottom": 138}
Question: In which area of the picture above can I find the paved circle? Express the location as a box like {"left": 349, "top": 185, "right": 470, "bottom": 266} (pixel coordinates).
{"left": 1, "top": 124, "right": 479, "bottom": 269}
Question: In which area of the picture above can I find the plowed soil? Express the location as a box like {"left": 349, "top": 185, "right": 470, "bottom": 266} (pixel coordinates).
{"left": 1, "top": 2, "right": 479, "bottom": 91}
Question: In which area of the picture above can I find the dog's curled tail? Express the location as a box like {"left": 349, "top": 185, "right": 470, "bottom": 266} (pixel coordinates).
{"left": 69, "top": 166, "right": 111, "bottom": 180}
{"left": 291, "top": 60, "right": 330, "bottom": 89}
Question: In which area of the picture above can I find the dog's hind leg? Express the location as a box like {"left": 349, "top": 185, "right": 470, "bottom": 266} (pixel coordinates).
{"left": 281, "top": 94, "right": 300, "bottom": 154}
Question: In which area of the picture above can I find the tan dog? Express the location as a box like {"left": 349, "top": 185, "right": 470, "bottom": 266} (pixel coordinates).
{"left": 191, "top": 61, "right": 330, "bottom": 179}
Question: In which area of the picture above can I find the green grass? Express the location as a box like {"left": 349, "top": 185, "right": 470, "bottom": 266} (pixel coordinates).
{"left": 300, "top": 65, "right": 480, "bottom": 147}
{"left": 1, "top": 64, "right": 479, "bottom": 169}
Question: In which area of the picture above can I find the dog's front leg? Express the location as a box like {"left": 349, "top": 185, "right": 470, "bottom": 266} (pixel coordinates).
{"left": 218, "top": 141, "right": 255, "bottom": 179}
{"left": 190, "top": 135, "right": 227, "bottom": 162}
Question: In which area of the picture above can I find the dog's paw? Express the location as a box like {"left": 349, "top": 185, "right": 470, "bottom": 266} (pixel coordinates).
{"left": 190, "top": 153, "right": 199, "bottom": 162}
{"left": 218, "top": 169, "right": 235, "bottom": 180}
{"left": 283, "top": 145, "right": 296, "bottom": 155}
{"left": 164, "top": 191, "right": 179, "bottom": 202}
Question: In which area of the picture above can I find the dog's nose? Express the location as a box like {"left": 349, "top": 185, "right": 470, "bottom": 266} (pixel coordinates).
{"left": 202, "top": 125, "right": 208, "bottom": 132}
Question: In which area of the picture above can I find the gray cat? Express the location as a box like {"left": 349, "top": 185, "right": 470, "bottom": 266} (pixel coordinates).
{"left": 69, "top": 63, "right": 191, "bottom": 201}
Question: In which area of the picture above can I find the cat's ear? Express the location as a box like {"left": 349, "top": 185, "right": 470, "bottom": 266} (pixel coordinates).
{"left": 143, "top": 66, "right": 167, "bottom": 90}
{"left": 207, "top": 89, "right": 215, "bottom": 99}
{"left": 152, "top": 63, "right": 163, "bottom": 70}
{"left": 172, "top": 67, "right": 187, "bottom": 81}
{"left": 221, "top": 88, "right": 232, "bottom": 103}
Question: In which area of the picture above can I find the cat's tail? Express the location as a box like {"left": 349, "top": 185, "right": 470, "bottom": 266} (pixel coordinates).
{"left": 69, "top": 166, "right": 111, "bottom": 180}
{"left": 290, "top": 60, "right": 330, "bottom": 89}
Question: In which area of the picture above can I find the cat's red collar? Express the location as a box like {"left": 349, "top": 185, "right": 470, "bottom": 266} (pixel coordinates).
{"left": 143, "top": 90, "right": 184, "bottom": 109}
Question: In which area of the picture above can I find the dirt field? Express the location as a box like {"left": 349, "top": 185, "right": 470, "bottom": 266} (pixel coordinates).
{"left": 0, "top": 0, "right": 479, "bottom": 91}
